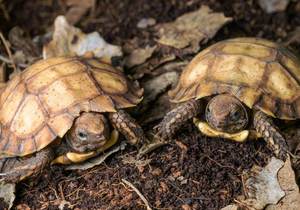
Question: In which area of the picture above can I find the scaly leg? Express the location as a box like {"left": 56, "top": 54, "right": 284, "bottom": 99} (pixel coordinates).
{"left": 155, "top": 99, "right": 203, "bottom": 140}
{"left": 254, "top": 111, "right": 290, "bottom": 160}
{"left": 0, "top": 147, "right": 54, "bottom": 183}
{"left": 108, "top": 109, "right": 146, "bottom": 145}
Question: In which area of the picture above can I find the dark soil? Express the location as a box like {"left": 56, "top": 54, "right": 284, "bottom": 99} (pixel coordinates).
{"left": 1, "top": 0, "right": 300, "bottom": 209}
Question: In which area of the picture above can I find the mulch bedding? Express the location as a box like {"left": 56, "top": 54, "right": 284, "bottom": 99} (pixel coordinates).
{"left": 0, "top": 0, "right": 300, "bottom": 209}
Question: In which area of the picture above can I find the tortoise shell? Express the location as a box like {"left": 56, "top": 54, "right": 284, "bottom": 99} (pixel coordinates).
{"left": 0, "top": 56, "right": 143, "bottom": 156}
{"left": 169, "top": 37, "right": 300, "bottom": 120}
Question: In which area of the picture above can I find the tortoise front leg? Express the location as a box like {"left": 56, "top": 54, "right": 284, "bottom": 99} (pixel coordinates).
{"left": 254, "top": 111, "right": 290, "bottom": 160}
{"left": 155, "top": 99, "right": 203, "bottom": 140}
{"left": 0, "top": 147, "right": 54, "bottom": 183}
{"left": 108, "top": 109, "right": 146, "bottom": 145}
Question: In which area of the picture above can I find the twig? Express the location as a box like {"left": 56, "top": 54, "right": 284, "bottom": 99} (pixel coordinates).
{"left": 234, "top": 198, "right": 255, "bottom": 210}
{"left": 0, "top": 54, "right": 29, "bottom": 68}
{"left": 58, "top": 182, "right": 65, "bottom": 200}
{"left": 200, "top": 153, "right": 238, "bottom": 172}
{"left": 0, "top": 32, "right": 18, "bottom": 74}
{"left": 122, "top": 179, "right": 152, "bottom": 210}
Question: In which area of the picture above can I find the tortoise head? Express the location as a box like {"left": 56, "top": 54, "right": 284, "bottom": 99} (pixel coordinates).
{"left": 66, "top": 112, "right": 110, "bottom": 153}
{"left": 206, "top": 94, "right": 248, "bottom": 133}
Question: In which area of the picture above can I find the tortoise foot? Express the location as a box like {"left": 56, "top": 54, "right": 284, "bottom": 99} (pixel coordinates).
{"left": 0, "top": 147, "right": 54, "bottom": 183}
{"left": 254, "top": 111, "right": 290, "bottom": 160}
{"left": 109, "top": 109, "right": 146, "bottom": 146}
{"left": 154, "top": 100, "right": 203, "bottom": 140}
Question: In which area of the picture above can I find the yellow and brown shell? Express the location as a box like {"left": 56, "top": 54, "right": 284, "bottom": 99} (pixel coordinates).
{"left": 0, "top": 56, "right": 143, "bottom": 156}
{"left": 170, "top": 37, "right": 300, "bottom": 120}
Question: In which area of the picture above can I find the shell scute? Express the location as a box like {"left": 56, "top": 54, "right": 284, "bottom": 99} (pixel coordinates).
{"left": 10, "top": 94, "right": 48, "bottom": 138}
{"left": 26, "top": 60, "right": 87, "bottom": 93}
{"left": 39, "top": 73, "right": 100, "bottom": 115}
{"left": 213, "top": 42, "right": 277, "bottom": 61}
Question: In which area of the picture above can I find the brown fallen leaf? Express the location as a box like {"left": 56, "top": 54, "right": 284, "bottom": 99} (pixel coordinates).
{"left": 240, "top": 157, "right": 285, "bottom": 209}
{"left": 139, "top": 71, "right": 179, "bottom": 114}
{"left": 265, "top": 156, "right": 300, "bottom": 210}
{"left": 65, "top": 141, "right": 127, "bottom": 170}
{"left": 0, "top": 183, "right": 15, "bottom": 210}
{"left": 154, "top": 5, "right": 232, "bottom": 54}
{"left": 65, "top": 0, "right": 95, "bottom": 25}
{"left": 43, "top": 15, "right": 122, "bottom": 59}
{"left": 8, "top": 26, "right": 40, "bottom": 60}
{"left": 125, "top": 45, "right": 157, "bottom": 68}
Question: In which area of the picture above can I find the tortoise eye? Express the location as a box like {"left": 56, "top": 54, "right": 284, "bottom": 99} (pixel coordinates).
{"left": 232, "top": 111, "right": 240, "bottom": 120}
{"left": 77, "top": 131, "right": 87, "bottom": 140}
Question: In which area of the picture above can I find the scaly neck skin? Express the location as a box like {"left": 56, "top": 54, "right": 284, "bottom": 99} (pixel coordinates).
{"left": 54, "top": 136, "right": 75, "bottom": 157}
{"left": 206, "top": 94, "right": 248, "bottom": 133}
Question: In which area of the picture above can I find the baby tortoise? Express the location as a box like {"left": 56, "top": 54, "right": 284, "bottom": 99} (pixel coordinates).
{"left": 0, "top": 53, "right": 145, "bottom": 183}
{"left": 155, "top": 37, "right": 300, "bottom": 159}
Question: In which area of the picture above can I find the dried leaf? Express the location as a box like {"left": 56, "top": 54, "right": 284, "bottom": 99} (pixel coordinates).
{"left": 221, "top": 204, "right": 240, "bottom": 210}
{"left": 43, "top": 15, "right": 122, "bottom": 59}
{"left": 0, "top": 183, "right": 16, "bottom": 209}
{"left": 154, "top": 5, "right": 232, "bottom": 54}
{"left": 241, "top": 157, "right": 285, "bottom": 209}
{"left": 139, "top": 131, "right": 167, "bottom": 156}
{"left": 65, "top": 141, "right": 127, "bottom": 170}
{"left": 65, "top": 0, "right": 95, "bottom": 25}
{"left": 265, "top": 156, "right": 300, "bottom": 210}
{"left": 139, "top": 71, "right": 179, "bottom": 113}
{"left": 125, "top": 45, "right": 157, "bottom": 68}
{"left": 8, "top": 26, "right": 40, "bottom": 59}
{"left": 258, "top": 0, "right": 290, "bottom": 14}
{"left": 121, "top": 154, "right": 152, "bottom": 167}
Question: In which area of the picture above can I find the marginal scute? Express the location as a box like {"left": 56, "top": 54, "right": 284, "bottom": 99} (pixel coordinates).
{"left": 2, "top": 133, "right": 19, "bottom": 155}
{"left": 217, "top": 83, "right": 234, "bottom": 94}
{"left": 0, "top": 76, "right": 21, "bottom": 108}
{"left": 274, "top": 102, "right": 294, "bottom": 120}
{"left": 195, "top": 81, "right": 219, "bottom": 101}
{"left": 34, "top": 125, "right": 57, "bottom": 151}
{"left": 253, "top": 94, "right": 276, "bottom": 118}
{"left": 0, "top": 83, "right": 27, "bottom": 127}
{"left": 234, "top": 87, "right": 262, "bottom": 108}
{"left": 109, "top": 94, "right": 139, "bottom": 109}
{"left": 18, "top": 137, "right": 36, "bottom": 156}
{"left": 47, "top": 112, "right": 75, "bottom": 137}
{"left": 90, "top": 94, "right": 116, "bottom": 112}
{"left": 0, "top": 128, "right": 10, "bottom": 150}
{"left": 68, "top": 101, "right": 90, "bottom": 117}
{"left": 294, "top": 97, "right": 300, "bottom": 118}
